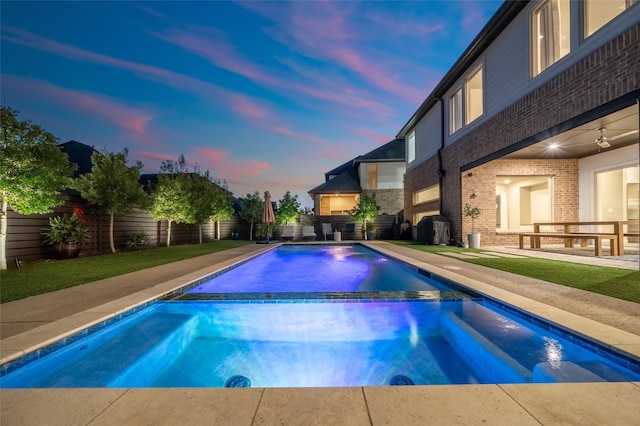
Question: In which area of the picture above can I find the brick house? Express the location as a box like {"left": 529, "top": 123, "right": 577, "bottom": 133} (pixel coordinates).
{"left": 308, "top": 138, "right": 405, "bottom": 238}
{"left": 397, "top": 0, "right": 639, "bottom": 246}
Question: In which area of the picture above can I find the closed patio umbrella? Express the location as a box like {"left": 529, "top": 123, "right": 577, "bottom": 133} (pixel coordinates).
{"left": 262, "top": 191, "right": 276, "bottom": 242}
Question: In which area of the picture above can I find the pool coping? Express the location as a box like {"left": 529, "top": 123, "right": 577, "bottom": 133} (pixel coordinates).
{"left": 2, "top": 241, "right": 640, "bottom": 372}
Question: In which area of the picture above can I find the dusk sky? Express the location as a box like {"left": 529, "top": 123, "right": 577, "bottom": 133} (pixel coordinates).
{"left": 1, "top": 1, "right": 502, "bottom": 208}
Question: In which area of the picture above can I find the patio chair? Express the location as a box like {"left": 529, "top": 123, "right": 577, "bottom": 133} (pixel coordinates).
{"left": 302, "top": 226, "right": 317, "bottom": 241}
{"left": 343, "top": 223, "right": 356, "bottom": 240}
{"left": 322, "top": 223, "right": 333, "bottom": 240}
{"left": 281, "top": 225, "right": 295, "bottom": 241}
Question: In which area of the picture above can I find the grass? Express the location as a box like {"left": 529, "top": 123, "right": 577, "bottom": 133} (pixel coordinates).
{"left": 390, "top": 241, "right": 640, "bottom": 304}
{"left": 0, "top": 240, "right": 252, "bottom": 303}
{"left": 2, "top": 239, "right": 638, "bottom": 305}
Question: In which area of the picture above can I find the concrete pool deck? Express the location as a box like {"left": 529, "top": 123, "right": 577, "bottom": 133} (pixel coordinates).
{"left": 1, "top": 242, "right": 639, "bottom": 425}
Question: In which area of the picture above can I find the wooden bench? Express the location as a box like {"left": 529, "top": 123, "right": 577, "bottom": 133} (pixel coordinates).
{"left": 518, "top": 233, "right": 619, "bottom": 257}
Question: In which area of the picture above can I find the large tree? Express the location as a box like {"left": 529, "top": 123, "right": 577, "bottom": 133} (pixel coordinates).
{"left": 0, "top": 107, "right": 74, "bottom": 270}
{"left": 239, "top": 191, "right": 263, "bottom": 241}
{"left": 73, "top": 148, "right": 147, "bottom": 253}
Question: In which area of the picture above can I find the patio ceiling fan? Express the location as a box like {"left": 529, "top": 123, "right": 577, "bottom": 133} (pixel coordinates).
{"left": 595, "top": 127, "right": 610, "bottom": 149}
{"left": 595, "top": 127, "right": 639, "bottom": 150}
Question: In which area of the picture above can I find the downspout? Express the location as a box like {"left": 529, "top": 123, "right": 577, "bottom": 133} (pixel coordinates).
{"left": 435, "top": 97, "right": 446, "bottom": 214}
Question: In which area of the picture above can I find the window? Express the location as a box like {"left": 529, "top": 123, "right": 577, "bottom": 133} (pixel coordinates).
{"left": 531, "top": 0, "right": 570, "bottom": 77}
{"left": 585, "top": 0, "right": 637, "bottom": 38}
{"left": 319, "top": 194, "right": 358, "bottom": 215}
{"left": 414, "top": 184, "right": 439, "bottom": 205}
{"left": 449, "top": 88, "right": 463, "bottom": 134}
{"left": 367, "top": 164, "right": 378, "bottom": 189}
{"left": 495, "top": 176, "right": 553, "bottom": 231}
{"left": 407, "top": 131, "right": 416, "bottom": 163}
{"left": 466, "top": 66, "right": 483, "bottom": 124}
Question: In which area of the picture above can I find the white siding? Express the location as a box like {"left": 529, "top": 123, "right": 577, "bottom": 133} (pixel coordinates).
{"left": 378, "top": 162, "right": 405, "bottom": 189}
{"left": 408, "top": 106, "right": 441, "bottom": 172}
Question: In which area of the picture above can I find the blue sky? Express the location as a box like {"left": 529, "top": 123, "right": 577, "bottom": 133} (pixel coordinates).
{"left": 1, "top": 1, "right": 502, "bottom": 208}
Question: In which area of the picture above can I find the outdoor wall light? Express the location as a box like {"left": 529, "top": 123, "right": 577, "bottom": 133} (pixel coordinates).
{"left": 467, "top": 172, "right": 474, "bottom": 177}
{"left": 471, "top": 191, "right": 479, "bottom": 197}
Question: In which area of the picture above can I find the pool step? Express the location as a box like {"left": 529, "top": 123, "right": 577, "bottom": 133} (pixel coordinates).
{"left": 441, "top": 311, "right": 531, "bottom": 383}
{"left": 532, "top": 361, "right": 606, "bottom": 383}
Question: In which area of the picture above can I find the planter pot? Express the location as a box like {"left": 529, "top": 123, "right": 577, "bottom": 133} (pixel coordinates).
{"left": 53, "top": 242, "right": 81, "bottom": 259}
{"left": 232, "top": 233, "right": 240, "bottom": 240}
{"left": 366, "top": 231, "right": 375, "bottom": 241}
{"left": 467, "top": 233, "right": 481, "bottom": 249}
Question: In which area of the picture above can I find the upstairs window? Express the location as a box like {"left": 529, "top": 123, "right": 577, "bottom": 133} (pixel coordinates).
{"left": 466, "top": 66, "right": 484, "bottom": 124}
{"left": 407, "top": 131, "right": 416, "bottom": 163}
{"left": 449, "top": 88, "right": 463, "bottom": 134}
{"left": 367, "top": 164, "right": 378, "bottom": 189}
{"left": 531, "top": 0, "right": 570, "bottom": 77}
{"left": 585, "top": 0, "right": 638, "bottom": 38}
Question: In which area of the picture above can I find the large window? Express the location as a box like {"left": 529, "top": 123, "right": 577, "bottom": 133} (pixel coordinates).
{"left": 466, "top": 66, "right": 483, "bottom": 124}
{"left": 414, "top": 184, "right": 439, "bottom": 205}
{"left": 407, "top": 131, "right": 416, "bottom": 163}
{"left": 531, "top": 0, "right": 570, "bottom": 77}
{"left": 495, "top": 176, "right": 553, "bottom": 231}
{"left": 449, "top": 88, "right": 463, "bottom": 134}
{"left": 319, "top": 194, "right": 358, "bottom": 215}
{"left": 585, "top": 0, "right": 638, "bottom": 38}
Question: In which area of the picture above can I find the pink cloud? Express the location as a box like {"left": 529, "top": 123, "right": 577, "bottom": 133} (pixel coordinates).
{"left": 153, "top": 25, "right": 395, "bottom": 118}
{"left": 136, "top": 150, "right": 175, "bottom": 165}
{"left": 2, "top": 74, "right": 155, "bottom": 140}
{"left": 195, "top": 147, "right": 271, "bottom": 178}
{"left": 1, "top": 27, "right": 323, "bottom": 145}
{"left": 354, "top": 129, "right": 392, "bottom": 145}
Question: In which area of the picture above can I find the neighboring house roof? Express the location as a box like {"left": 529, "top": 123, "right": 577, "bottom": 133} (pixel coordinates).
{"left": 325, "top": 159, "right": 355, "bottom": 179}
{"left": 309, "top": 167, "right": 361, "bottom": 195}
{"left": 58, "top": 140, "right": 99, "bottom": 177}
{"left": 309, "top": 138, "right": 406, "bottom": 196}
{"left": 357, "top": 138, "right": 405, "bottom": 163}
{"left": 396, "top": 1, "right": 528, "bottom": 137}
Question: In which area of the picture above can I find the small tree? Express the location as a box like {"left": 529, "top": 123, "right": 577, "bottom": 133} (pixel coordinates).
{"left": 463, "top": 203, "right": 481, "bottom": 233}
{"left": 276, "top": 191, "right": 301, "bottom": 225}
{"left": 148, "top": 155, "right": 194, "bottom": 247}
{"left": 239, "top": 191, "right": 263, "bottom": 241}
{"left": 349, "top": 194, "right": 380, "bottom": 240}
{"left": 73, "top": 148, "right": 146, "bottom": 253}
{"left": 208, "top": 180, "right": 234, "bottom": 240}
{"left": 186, "top": 169, "right": 219, "bottom": 244}
{"left": 0, "top": 107, "right": 75, "bottom": 270}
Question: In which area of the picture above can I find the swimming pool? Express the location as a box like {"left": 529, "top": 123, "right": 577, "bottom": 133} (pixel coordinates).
{"left": 1, "top": 244, "right": 639, "bottom": 388}
{"left": 186, "top": 244, "right": 452, "bottom": 293}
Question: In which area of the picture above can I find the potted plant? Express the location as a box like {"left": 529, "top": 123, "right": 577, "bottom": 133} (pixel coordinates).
{"left": 231, "top": 227, "right": 240, "bottom": 240}
{"left": 349, "top": 194, "right": 380, "bottom": 240}
{"left": 365, "top": 222, "right": 376, "bottom": 241}
{"left": 463, "top": 203, "right": 481, "bottom": 248}
{"left": 42, "top": 209, "right": 90, "bottom": 259}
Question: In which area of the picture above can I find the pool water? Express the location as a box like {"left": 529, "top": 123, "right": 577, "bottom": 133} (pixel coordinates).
{"left": 2, "top": 300, "right": 639, "bottom": 388}
{"left": 187, "top": 245, "right": 450, "bottom": 293}
{"left": 2, "top": 244, "right": 639, "bottom": 389}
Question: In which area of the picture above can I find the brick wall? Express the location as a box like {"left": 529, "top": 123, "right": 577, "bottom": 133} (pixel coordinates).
{"left": 363, "top": 189, "right": 403, "bottom": 215}
{"left": 460, "top": 159, "right": 579, "bottom": 245}
{"left": 405, "top": 24, "right": 639, "bottom": 245}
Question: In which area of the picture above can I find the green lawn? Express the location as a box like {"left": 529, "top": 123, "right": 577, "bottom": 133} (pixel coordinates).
{"left": 2, "top": 239, "right": 639, "bottom": 304}
{"left": 390, "top": 241, "right": 640, "bottom": 303}
{"left": 0, "top": 241, "right": 252, "bottom": 303}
